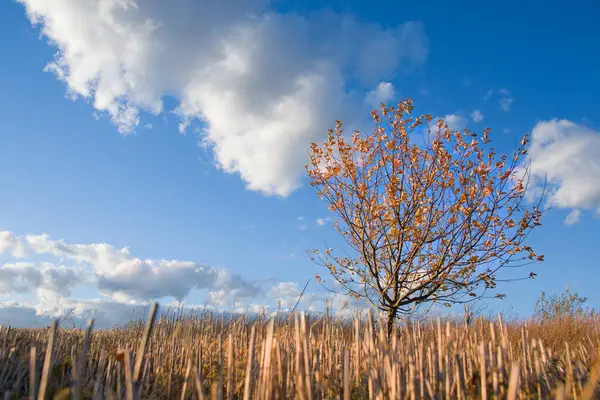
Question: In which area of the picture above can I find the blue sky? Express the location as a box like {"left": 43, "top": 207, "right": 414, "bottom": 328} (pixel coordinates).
{"left": 0, "top": 0, "right": 599, "bottom": 326}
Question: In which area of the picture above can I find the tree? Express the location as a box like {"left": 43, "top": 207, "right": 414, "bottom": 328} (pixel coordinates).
{"left": 534, "top": 289, "right": 590, "bottom": 321}
{"left": 306, "top": 98, "right": 544, "bottom": 336}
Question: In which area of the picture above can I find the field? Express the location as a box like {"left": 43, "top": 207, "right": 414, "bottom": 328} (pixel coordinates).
{"left": 1, "top": 303, "right": 599, "bottom": 399}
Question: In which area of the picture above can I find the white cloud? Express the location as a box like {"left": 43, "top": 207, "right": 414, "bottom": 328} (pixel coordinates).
{"left": 471, "top": 110, "right": 484, "bottom": 123}
{"left": 0, "top": 261, "right": 85, "bottom": 305}
{"left": 0, "top": 288, "right": 368, "bottom": 328}
{"left": 564, "top": 209, "right": 582, "bottom": 226}
{"left": 364, "top": 81, "right": 396, "bottom": 108}
{"left": 0, "top": 298, "right": 180, "bottom": 329}
{"left": 483, "top": 89, "right": 493, "bottom": 101}
{"left": 0, "top": 230, "right": 370, "bottom": 326}
{"left": 525, "top": 119, "right": 600, "bottom": 221}
{"left": 1, "top": 231, "right": 261, "bottom": 303}
{"left": 269, "top": 281, "right": 311, "bottom": 309}
{"left": 178, "top": 120, "right": 190, "bottom": 135}
{"left": 432, "top": 114, "right": 466, "bottom": 131}
{"left": 18, "top": 0, "right": 428, "bottom": 197}
{"left": 0, "top": 231, "right": 26, "bottom": 258}
{"left": 267, "top": 281, "right": 369, "bottom": 317}
{"left": 316, "top": 217, "right": 330, "bottom": 226}
{"left": 0, "top": 263, "right": 43, "bottom": 296}
{"left": 498, "top": 88, "right": 513, "bottom": 111}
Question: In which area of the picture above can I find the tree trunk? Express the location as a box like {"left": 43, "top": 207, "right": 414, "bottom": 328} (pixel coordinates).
{"left": 386, "top": 308, "right": 398, "bottom": 338}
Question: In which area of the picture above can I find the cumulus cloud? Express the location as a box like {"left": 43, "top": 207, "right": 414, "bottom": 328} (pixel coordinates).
{"left": 364, "top": 81, "right": 396, "bottom": 108}
{"left": 471, "top": 110, "right": 484, "bottom": 123}
{"left": 18, "top": 0, "right": 428, "bottom": 197}
{"left": 525, "top": 119, "right": 600, "bottom": 222}
{"left": 432, "top": 114, "right": 466, "bottom": 131}
{"left": 0, "top": 263, "right": 43, "bottom": 296}
{"left": 1, "top": 231, "right": 261, "bottom": 303}
{"left": 0, "top": 231, "right": 26, "bottom": 258}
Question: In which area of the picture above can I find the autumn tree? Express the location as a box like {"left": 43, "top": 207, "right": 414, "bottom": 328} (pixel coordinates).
{"left": 306, "top": 98, "right": 544, "bottom": 335}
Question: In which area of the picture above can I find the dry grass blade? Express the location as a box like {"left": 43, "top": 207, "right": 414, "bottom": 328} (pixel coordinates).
{"left": 180, "top": 356, "right": 192, "bottom": 400}
{"left": 243, "top": 325, "right": 256, "bottom": 400}
{"left": 479, "top": 342, "right": 487, "bottom": 400}
{"left": 29, "top": 346, "right": 37, "bottom": 400}
{"left": 117, "top": 348, "right": 135, "bottom": 400}
{"left": 73, "top": 319, "right": 94, "bottom": 400}
{"left": 38, "top": 320, "right": 58, "bottom": 400}
{"left": 343, "top": 348, "right": 350, "bottom": 400}
{"left": 192, "top": 366, "right": 207, "bottom": 400}
{"left": 507, "top": 364, "right": 520, "bottom": 400}
{"left": 227, "top": 333, "right": 234, "bottom": 400}
{"left": 133, "top": 303, "right": 158, "bottom": 384}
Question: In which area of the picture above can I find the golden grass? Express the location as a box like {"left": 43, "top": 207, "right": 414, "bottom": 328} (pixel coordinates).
{"left": 1, "top": 303, "right": 600, "bottom": 399}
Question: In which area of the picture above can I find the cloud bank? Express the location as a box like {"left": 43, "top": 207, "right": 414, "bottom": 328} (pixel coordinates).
{"left": 0, "top": 230, "right": 368, "bottom": 327}
{"left": 0, "top": 231, "right": 261, "bottom": 303}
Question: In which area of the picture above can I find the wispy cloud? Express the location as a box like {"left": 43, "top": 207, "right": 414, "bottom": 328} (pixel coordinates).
{"left": 499, "top": 97, "right": 514, "bottom": 111}
{"left": 470, "top": 110, "right": 484, "bottom": 122}
{"left": 297, "top": 216, "right": 308, "bottom": 231}
{"left": 484, "top": 88, "right": 513, "bottom": 111}
{"left": 564, "top": 210, "right": 582, "bottom": 226}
